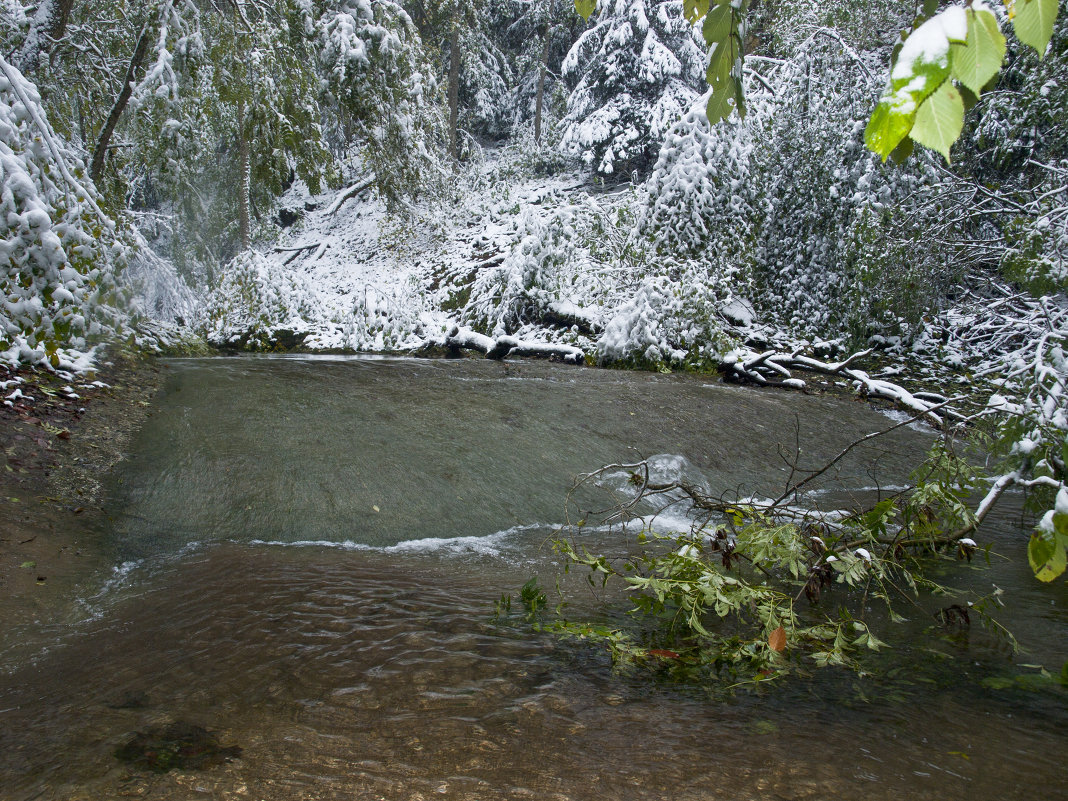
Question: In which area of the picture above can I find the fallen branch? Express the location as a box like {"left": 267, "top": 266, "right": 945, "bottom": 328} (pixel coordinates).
{"left": 721, "top": 347, "right": 961, "bottom": 427}
{"left": 439, "top": 325, "right": 585, "bottom": 364}
{"left": 326, "top": 176, "right": 374, "bottom": 215}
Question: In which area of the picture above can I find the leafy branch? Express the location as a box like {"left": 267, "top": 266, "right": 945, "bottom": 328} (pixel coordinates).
{"left": 501, "top": 412, "right": 1025, "bottom": 685}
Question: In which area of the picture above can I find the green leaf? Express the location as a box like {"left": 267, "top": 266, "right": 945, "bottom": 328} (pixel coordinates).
{"left": 701, "top": 1, "right": 734, "bottom": 49}
{"left": 910, "top": 80, "right": 964, "bottom": 163}
{"left": 705, "top": 36, "right": 744, "bottom": 122}
{"left": 866, "top": 101, "right": 915, "bottom": 161}
{"left": 702, "top": 0, "right": 747, "bottom": 122}
{"left": 950, "top": 9, "right": 1006, "bottom": 95}
{"left": 683, "top": 0, "right": 709, "bottom": 24}
{"left": 574, "top": 0, "right": 597, "bottom": 21}
{"left": 1012, "top": 0, "right": 1059, "bottom": 56}
{"left": 1028, "top": 530, "right": 1066, "bottom": 582}
{"left": 867, "top": 11, "right": 959, "bottom": 160}
{"left": 889, "top": 135, "right": 915, "bottom": 164}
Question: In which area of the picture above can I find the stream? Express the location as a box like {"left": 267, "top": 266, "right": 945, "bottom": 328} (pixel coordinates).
{"left": 1, "top": 356, "right": 1065, "bottom": 800}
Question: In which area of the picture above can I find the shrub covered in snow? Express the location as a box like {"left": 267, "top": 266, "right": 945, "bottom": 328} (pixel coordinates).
{"left": 596, "top": 266, "right": 736, "bottom": 368}
{"left": 201, "top": 251, "right": 319, "bottom": 347}
{"left": 638, "top": 34, "right": 949, "bottom": 348}
{"left": 641, "top": 98, "right": 756, "bottom": 265}
{"left": 463, "top": 205, "right": 583, "bottom": 335}
{"left": 0, "top": 57, "right": 129, "bottom": 368}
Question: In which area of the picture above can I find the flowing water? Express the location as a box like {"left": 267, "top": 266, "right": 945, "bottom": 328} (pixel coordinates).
{"left": 1, "top": 356, "right": 1065, "bottom": 801}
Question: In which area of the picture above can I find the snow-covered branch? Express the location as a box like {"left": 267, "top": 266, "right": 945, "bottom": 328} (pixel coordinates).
{"left": 435, "top": 325, "right": 585, "bottom": 363}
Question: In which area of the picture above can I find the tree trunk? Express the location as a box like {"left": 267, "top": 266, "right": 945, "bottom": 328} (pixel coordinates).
{"left": 237, "top": 97, "right": 251, "bottom": 250}
{"left": 533, "top": 29, "right": 550, "bottom": 145}
{"left": 18, "top": 0, "right": 75, "bottom": 74}
{"left": 90, "top": 20, "right": 152, "bottom": 186}
{"left": 447, "top": 20, "right": 460, "bottom": 164}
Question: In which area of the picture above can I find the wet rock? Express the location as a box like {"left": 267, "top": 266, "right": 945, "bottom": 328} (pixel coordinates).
{"left": 114, "top": 721, "right": 242, "bottom": 772}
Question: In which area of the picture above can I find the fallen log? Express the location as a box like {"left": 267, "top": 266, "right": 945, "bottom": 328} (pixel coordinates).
{"left": 326, "top": 176, "right": 375, "bottom": 215}
{"left": 721, "top": 347, "right": 963, "bottom": 428}
{"left": 440, "top": 325, "right": 585, "bottom": 364}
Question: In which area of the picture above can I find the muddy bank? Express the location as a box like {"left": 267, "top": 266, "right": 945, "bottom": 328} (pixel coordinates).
{"left": 0, "top": 352, "right": 164, "bottom": 630}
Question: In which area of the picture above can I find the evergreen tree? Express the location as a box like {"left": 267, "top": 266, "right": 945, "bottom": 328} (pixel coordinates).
{"left": 319, "top": 0, "right": 448, "bottom": 201}
{"left": 559, "top": 0, "right": 705, "bottom": 177}
{"left": 504, "top": 0, "right": 579, "bottom": 143}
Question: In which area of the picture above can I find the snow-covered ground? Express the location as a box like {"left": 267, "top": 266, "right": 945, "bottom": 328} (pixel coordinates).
{"left": 200, "top": 147, "right": 604, "bottom": 354}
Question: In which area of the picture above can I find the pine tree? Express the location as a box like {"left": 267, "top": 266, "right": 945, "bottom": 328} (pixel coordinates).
{"left": 559, "top": 0, "right": 705, "bottom": 177}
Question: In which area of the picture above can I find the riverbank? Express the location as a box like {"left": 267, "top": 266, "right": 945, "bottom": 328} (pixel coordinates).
{"left": 0, "top": 352, "right": 164, "bottom": 630}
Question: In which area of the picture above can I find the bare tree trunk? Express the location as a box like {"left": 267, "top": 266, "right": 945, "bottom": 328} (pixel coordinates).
{"left": 533, "top": 29, "right": 550, "bottom": 145}
{"left": 18, "top": 0, "right": 75, "bottom": 74}
{"left": 90, "top": 20, "right": 152, "bottom": 186}
{"left": 237, "top": 97, "right": 251, "bottom": 250}
{"left": 447, "top": 20, "right": 460, "bottom": 164}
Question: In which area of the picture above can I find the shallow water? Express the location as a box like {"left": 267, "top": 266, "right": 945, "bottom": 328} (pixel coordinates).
{"left": 1, "top": 356, "right": 1064, "bottom": 801}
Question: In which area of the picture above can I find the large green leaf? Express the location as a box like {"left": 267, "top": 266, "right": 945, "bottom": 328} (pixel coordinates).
{"left": 1013, "top": 0, "right": 1059, "bottom": 56}
{"left": 705, "top": 32, "right": 744, "bottom": 122}
{"left": 703, "top": 0, "right": 745, "bottom": 123}
{"left": 1029, "top": 530, "right": 1067, "bottom": 582}
{"left": 910, "top": 80, "right": 964, "bottom": 162}
{"left": 866, "top": 100, "right": 915, "bottom": 159}
{"left": 950, "top": 9, "right": 1006, "bottom": 94}
{"left": 683, "top": 0, "right": 709, "bottom": 25}
{"left": 701, "top": 1, "right": 734, "bottom": 49}
{"left": 575, "top": 0, "right": 597, "bottom": 21}
{"left": 867, "top": 11, "right": 959, "bottom": 160}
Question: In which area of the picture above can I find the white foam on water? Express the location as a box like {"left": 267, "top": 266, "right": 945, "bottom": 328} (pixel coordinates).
{"left": 875, "top": 407, "right": 938, "bottom": 434}
{"left": 248, "top": 523, "right": 551, "bottom": 560}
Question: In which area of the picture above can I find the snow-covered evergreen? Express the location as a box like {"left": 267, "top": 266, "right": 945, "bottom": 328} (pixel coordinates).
{"left": 559, "top": 0, "right": 705, "bottom": 176}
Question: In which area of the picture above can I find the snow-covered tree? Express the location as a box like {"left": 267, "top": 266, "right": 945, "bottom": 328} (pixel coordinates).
{"left": 0, "top": 55, "right": 129, "bottom": 367}
{"left": 404, "top": 0, "right": 514, "bottom": 156}
{"left": 638, "top": 28, "right": 953, "bottom": 347}
{"left": 319, "top": 0, "right": 448, "bottom": 202}
{"left": 503, "top": 0, "right": 578, "bottom": 143}
{"left": 559, "top": 0, "right": 705, "bottom": 176}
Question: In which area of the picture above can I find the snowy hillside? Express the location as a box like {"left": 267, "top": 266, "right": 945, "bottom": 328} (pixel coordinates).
{"left": 199, "top": 141, "right": 749, "bottom": 367}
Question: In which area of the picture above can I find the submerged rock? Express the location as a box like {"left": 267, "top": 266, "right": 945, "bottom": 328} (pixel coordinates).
{"left": 114, "top": 721, "right": 241, "bottom": 772}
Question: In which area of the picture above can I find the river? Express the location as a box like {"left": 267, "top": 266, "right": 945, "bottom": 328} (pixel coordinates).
{"left": 1, "top": 356, "right": 1064, "bottom": 800}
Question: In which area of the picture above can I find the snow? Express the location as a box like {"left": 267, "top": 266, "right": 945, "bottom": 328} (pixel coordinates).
{"left": 890, "top": 7, "right": 967, "bottom": 85}
{"left": 0, "top": 55, "right": 130, "bottom": 372}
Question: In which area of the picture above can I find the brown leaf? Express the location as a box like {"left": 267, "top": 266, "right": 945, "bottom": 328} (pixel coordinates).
{"left": 647, "top": 649, "right": 680, "bottom": 659}
{"left": 768, "top": 626, "right": 787, "bottom": 653}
